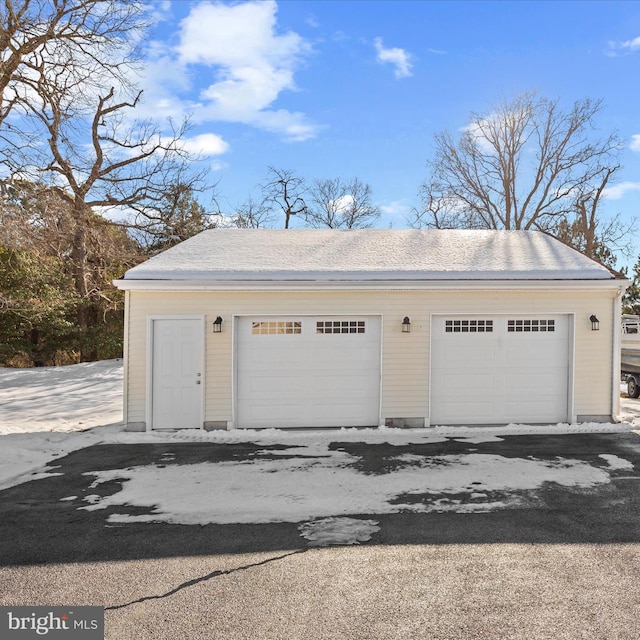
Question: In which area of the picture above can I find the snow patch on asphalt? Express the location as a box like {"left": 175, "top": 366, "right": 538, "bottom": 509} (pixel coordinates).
{"left": 598, "top": 454, "right": 634, "bottom": 470}
{"left": 79, "top": 453, "right": 612, "bottom": 525}
{"left": 299, "top": 517, "right": 380, "bottom": 546}
{"left": 1, "top": 359, "right": 639, "bottom": 493}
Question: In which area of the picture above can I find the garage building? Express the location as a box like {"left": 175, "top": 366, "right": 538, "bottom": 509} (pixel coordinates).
{"left": 114, "top": 229, "right": 627, "bottom": 430}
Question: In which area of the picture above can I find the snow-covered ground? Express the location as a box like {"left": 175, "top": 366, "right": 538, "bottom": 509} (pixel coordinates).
{"left": 0, "top": 359, "right": 124, "bottom": 434}
{"left": 1, "top": 360, "right": 639, "bottom": 546}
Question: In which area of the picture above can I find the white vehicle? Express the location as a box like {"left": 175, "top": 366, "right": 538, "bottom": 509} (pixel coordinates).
{"left": 622, "top": 315, "right": 640, "bottom": 398}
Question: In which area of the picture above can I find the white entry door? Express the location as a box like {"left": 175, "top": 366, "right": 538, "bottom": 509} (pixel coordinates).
{"left": 236, "top": 316, "right": 381, "bottom": 429}
{"left": 150, "top": 318, "right": 204, "bottom": 429}
{"left": 430, "top": 315, "right": 571, "bottom": 425}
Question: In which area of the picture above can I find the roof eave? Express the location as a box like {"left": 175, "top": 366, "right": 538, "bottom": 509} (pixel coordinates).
{"left": 113, "top": 277, "right": 629, "bottom": 292}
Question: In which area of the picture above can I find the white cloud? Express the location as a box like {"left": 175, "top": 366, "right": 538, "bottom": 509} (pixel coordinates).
{"left": 109, "top": 131, "right": 229, "bottom": 162}
{"left": 380, "top": 200, "right": 410, "bottom": 217}
{"left": 179, "top": 133, "right": 229, "bottom": 156}
{"left": 374, "top": 37, "right": 413, "bottom": 79}
{"left": 462, "top": 103, "right": 533, "bottom": 156}
{"left": 603, "top": 181, "right": 640, "bottom": 200}
{"left": 146, "top": 0, "right": 172, "bottom": 27}
{"left": 178, "top": 1, "right": 304, "bottom": 67}
{"left": 209, "top": 159, "right": 228, "bottom": 172}
{"left": 463, "top": 119, "right": 498, "bottom": 155}
{"left": 174, "top": 0, "right": 317, "bottom": 141}
{"left": 130, "top": 1, "right": 317, "bottom": 142}
{"left": 305, "top": 14, "right": 319, "bottom": 28}
{"left": 623, "top": 36, "right": 640, "bottom": 50}
{"left": 248, "top": 108, "right": 318, "bottom": 142}
{"left": 606, "top": 36, "right": 640, "bottom": 56}
{"left": 135, "top": 54, "right": 196, "bottom": 121}
{"left": 630, "top": 135, "right": 640, "bottom": 152}
{"left": 332, "top": 194, "right": 355, "bottom": 213}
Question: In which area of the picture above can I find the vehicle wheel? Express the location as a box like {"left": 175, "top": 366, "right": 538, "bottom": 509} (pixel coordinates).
{"left": 628, "top": 377, "right": 640, "bottom": 399}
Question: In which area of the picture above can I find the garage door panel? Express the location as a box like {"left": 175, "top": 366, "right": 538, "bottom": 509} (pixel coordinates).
{"left": 240, "top": 373, "right": 311, "bottom": 396}
{"left": 245, "top": 404, "right": 304, "bottom": 424}
{"left": 435, "top": 341, "right": 498, "bottom": 359}
{"left": 242, "top": 398, "right": 379, "bottom": 426}
{"left": 306, "top": 346, "right": 379, "bottom": 368}
{"left": 241, "top": 354, "right": 304, "bottom": 372}
{"left": 504, "top": 342, "right": 568, "bottom": 365}
{"left": 438, "top": 400, "right": 496, "bottom": 421}
{"left": 313, "top": 376, "right": 377, "bottom": 394}
{"left": 431, "top": 315, "right": 570, "bottom": 425}
{"left": 504, "top": 398, "right": 568, "bottom": 423}
{"left": 245, "top": 407, "right": 379, "bottom": 429}
{"left": 431, "top": 372, "right": 499, "bottom": 396}
{"left": 505, "top": 369, "right": 558, "bottom": 385}
{"left": 237, "top": 316, "right": 381, "bottom": 428}
{"left": 243, "top": 376, "right": 375, "bottom": 399}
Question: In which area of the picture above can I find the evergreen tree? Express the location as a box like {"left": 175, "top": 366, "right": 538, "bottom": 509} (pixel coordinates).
{"left": 0, "top": 247, "right": 76, "bottom": 366}
{"left": 0, "top": 179, "right": 142, "bottom": 365}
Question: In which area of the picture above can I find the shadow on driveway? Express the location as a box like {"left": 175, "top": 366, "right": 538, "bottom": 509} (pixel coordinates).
{"left": 2, "top": 433, "right": 640, "bottom": 566}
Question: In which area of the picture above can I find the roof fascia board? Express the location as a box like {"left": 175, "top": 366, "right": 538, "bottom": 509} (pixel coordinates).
{"left": 114, "top": 278, "right": 629, "bottom": 292}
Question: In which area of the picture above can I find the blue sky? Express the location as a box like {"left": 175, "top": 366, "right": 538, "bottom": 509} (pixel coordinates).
{"left": 141, "top": 0, "right": 640, "bottom": 266}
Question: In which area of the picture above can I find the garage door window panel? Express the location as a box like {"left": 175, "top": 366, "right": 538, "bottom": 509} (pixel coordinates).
{"left": 252, "top": 321, "right": 301, "bottom": 335}
{"left": 445, "top": 319, "right": 493, "bottom": 333}
{"left": 507, "top": 319, "right": 555, "bottom": 332}
{"left": 317, "top": 320, "right": 366, "bottom": 334}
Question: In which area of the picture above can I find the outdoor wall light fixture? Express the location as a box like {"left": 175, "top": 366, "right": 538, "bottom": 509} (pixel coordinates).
{"left": 402, "top": 316, "right": 411, "bottom": 333}
{"left": 590, "top": 314, "right": 600, "bottom": 331}
{"left": 212, "top": 316, "right": 223, "bottom": 333}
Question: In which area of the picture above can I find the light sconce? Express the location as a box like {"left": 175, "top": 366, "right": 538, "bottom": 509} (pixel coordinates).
{"left": 589, "top": 314, "right": 599, "bottom": 331}
{"left": 402, "top": 316, "right": 411, "bottom": 333}
{"left": 212, "top": 316, "right": 223, "bottom": 333}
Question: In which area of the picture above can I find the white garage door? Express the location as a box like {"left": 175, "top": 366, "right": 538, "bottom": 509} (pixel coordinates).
{"left": 430, "top": 315, "right": 570, "bottom": 425}
{"left": 236, "top": 316, "right": 381, "bottom": 429}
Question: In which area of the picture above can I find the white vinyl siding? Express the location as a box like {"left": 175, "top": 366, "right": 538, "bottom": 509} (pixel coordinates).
{"left": 123, "top": 288, "right": 616, "bottom": 427}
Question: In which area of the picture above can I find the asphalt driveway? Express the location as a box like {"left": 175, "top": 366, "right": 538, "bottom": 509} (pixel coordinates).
{"left": 2, "top": 432, "right": 640, "bottom": 639}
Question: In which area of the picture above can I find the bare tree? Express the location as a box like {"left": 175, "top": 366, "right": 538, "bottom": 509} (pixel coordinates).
{"left": 261, "top": 166, "right": 307, "bottom": 229}
{"left": 12, "top": 80, "right": 202, "bottom": 359}
{"left": 0, "top": 1, "right": 213, "bottom": 361}
{"left": 231, "top": 197, "right": 275, "bottom": 229}
{"left": 306, "top": 177, "right": 380, "bottom": 229}
{"left": 551, "top": 166, "right": 634, "bottom": 267}
{"left": 410, "top": 93, "right": 623, "bottom": 235}
{"left": 129, "top": 180, "right": 219, "bottom": 253}
{"left": 0, "top": 0, "right": 144, "bottom": 128}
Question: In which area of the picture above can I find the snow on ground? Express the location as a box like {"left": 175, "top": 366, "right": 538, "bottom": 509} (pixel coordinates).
{"left": 299, "top": 518, "right": 380, "bottom": 547}
{"left": 1, "top": 360, "right": 640, "bottom": 544}
{"left": 620, "top": 381, "right": 640, "bottom": 426}
{"left": 0, "top": 360, "right": 123, "bottom": 490}
{"left": 0, "top": 359, "right": 123, "bottom": 434}
{"left": 80, "top": 452, "right": 612, "bottom": 526}
{"left": 598, "top": 453, "right": 635, "bottom": 470}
